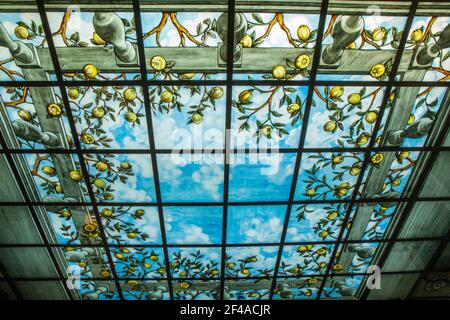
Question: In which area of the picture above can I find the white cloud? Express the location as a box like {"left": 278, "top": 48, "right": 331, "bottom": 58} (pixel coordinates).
{"left": 176, "top": 224, "right": 211, "bottom": 244}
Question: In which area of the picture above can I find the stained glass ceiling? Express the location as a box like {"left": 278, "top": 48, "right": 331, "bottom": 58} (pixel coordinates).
{"left": 0, "top": 0, "right": 449, "bottom": 301}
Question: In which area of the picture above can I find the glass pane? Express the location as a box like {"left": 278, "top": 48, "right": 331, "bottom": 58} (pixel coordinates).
{"left": 111, "top": 247, "right": 166, "bottom": 279}
{"left": 225, "top": 246, "right": 278, "bottom": 278}
{"left": 84, "top": 153, "right": 156, "bottom": 202}
{"left": 227, "top": 205, "right": 286, "bottom": 244}
{"left": 68, "top": 86, "right": 149, "bottom": 149}
{"left": 0, "top": 247, "right": 58, "bottom": 278}
{"left": 231, "top": 86, "right": 307, "bottom": 149}
{"left": 227, "top": 279, "right": 271, "bottom": 300}
{"left": 100, "top": 206, "right": 162, "bottom": 245}
{"left": 229, "top": 153, "right": 295, "bottom": 201}
{"left": 0, "top": 206, "right": 42, "bottom": 244}
{"left": 169, "top": 247, "right": 221, "bottom": 279}
{"left": 0, "top": 86, "right": 73, "bottom": 150}
{"left": 383, "top": 241, "right": 439, "bottom": 272}
{"left": 420, "top": 152, "right": 450, "bottom": 197}
{"left": 279, "top": 244, "right": 335, "bottom": 276}
{"left": 399, "top": 201, "right": 450, "bottom": 239}
{"left": 234, "top": 11, "right": 320, "bottom": 81}
{"left": 286, "top": 203, "right": 354, "bottom": 243}
{"left": 158, "top": 153, "right": 224, "bottom": 202}
{"left": 150, "top": 85, "right": 226, "bottom": 150}
{"left": 295, "top": 152, "right": 365, "bottom": 200}
{"left": 305, "top": 86, "right": 387, "bottom": 148}
{"left": 163, "top": 206, "right": 222, "bottom": 245}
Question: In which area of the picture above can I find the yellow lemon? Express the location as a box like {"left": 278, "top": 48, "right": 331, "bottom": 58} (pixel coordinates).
{"left": 120, "top": 248, "right": 130, "bottom": 254}
{"left": 150, "top": 55, "right": 166, "bottom": 71}
{"left": 181, "top": 72, "right": 196, "bottom": 79}
{"left": 123, "top": 88, "right": 137, "bottom": 101}
{"left": 240, "top": 34, "right": 252, "bottom": 48}
{"left": 308, "top": 278, "right": 318, "bottom": 285}
{"left": 180, "top": 282, "right": 191, "bottom": 289}
{"left": 101, "top": 208, "right": 113, "bottom": 217}
{"left": 370, "top": 64, "right": 385, "bottom": 79}
{"left": 357, "top": 133, "right": 369, "bottom": 146}
{"left": 324, "top": 120, "right": 337, "bottom": 132}
{"left": 348, "top": 93, "right": 361, "bottom": 105}
{"left": 83, "top": 223, "right": 97, "bottom": 233}
{"left": 398, "top": 151, "right": 410, "bottom": 160}
{"left": 238, "top": 90, "right": 252, "bottom": 103}
{"left": 68, "top": 87, "right": 79, "bottom": 100}
{"left": 407, "top": 114, "right": 415, "bottom": 125}
{"left": 209, "top": 87, "right": 224, "bottom": 99}
{"left": 47, "top": 103, "right": 62, "bottom": 117}
{"left": 227, "top": 262, "right": 236, "bottom": 268}
{"left": 371, "top": 153, "right": 384, "bottom": 164}
{"left": 92, "top": 107, "right": 105, "bottom": 119}
{"left": 339, "top": 182, "right": 350, "bottom": 189}
{"left": 241, "top": 268, "right": 250, "bottom": 275}
{"left": 349, "top": 165, "right": 361, "bottom": 176}
{"left": 332, "top": 155, "right": 344, "bottom": 164}
{"left": 114, "top": 252, "right": 125, "bottom": 260}
{"left": 297, "top": 246, "right": 308, "bottom": 252}
{"left": 346, "top": 42, "right": 356, "bottom": 49}
{"left": 127, "top": 280, "right": 139, "bottom": 287}
{"left": 250, "top": 257, "right": 257, "bottom": 262}
{"left": 411, "top": 29, "right": 423, "bottom": 42}
{"left": 143, "top": 263, "right": 152, "bottom": 269}
{"left": 392, "top": 178, "right": 401, "bottom": 186}
{"left": 294, "top": 54, "right": 310, "bottom": 69}
{"left": 95, "top": 161, "right": 108, "bottom": 172}
{"left": 93, "top": 179, "right": 106, "bottom": 189}
{"left": 150, "top": 255, "right": 159, "bottom": 261}
{"left": 81, "top": 132, "right": 95, "bottom": 144}
{"left": 92, "top": 32, "right": 106, "bottom": 45}
{"left": 83, "top": 64, "right": 98, "bottom": 79}
{"left": 297, "top": 25, "right": 311, "bottom": 41}
{"left": 330, "top": 86, "right": 344, "bottom": 99}
{"left": 160, "top": 91, "right": 173, "bottom": 103}
{"left": 14, "top": 25, "right": 29, "bottom": 39}
{"left": 69, "top": 170, "right": 83, "bottom": 181}
{"left": 120, "top": 161, "right": 132, "bottom": 170}
{"left": 319, "top": 230, "right": 329, "bottom": 238}
{"left": 365, "top": 111, "right": 378, "bottom": 124}
{"left": 42, "top": 166, "right": 56, "bottom": 175}
{"left": 55, "top": 184, "right": 63, "bottom": 193}
{"left": 191, "top": 113, "right": 203, "bottom": 125}
{"left": 335, "top": 187, "right": 348, "bottom": 197}
{"left": 261, "top": 125, "right": 272, "bottom": 136}
{"left": 372, "top": 27, "right": 386, "bottom": 41}
{"left": 316, "top": 248, "right": 326, "bottom": 255}
{"left": 127, "top": 232, "right": 137, "bottom": 239}
{"left": 332, "top": 264, "right": 343, "bottom": 271}
{"left": 100, "top": 270, "right": 110, "bottom": 278}
{"left": 61, "top": 210, "right": 71, "bottom": 218}
{"left": 125, "top": 111, "right": 138, "bottom": 123}
{"left": 327, "top": 211, "right": 338, "bottom": 220}
{"left": 135, "top": 209, "right": 145, "bottom": 217}
{"left": 18, "top": 109, "right": 32, "bottom": 121}
{"left": 272, "top": 65, "right": 286, "bottom": 79}
{"left": 287, "top": 103, "right": 300, "bottom": 115}
{"left": 306, "top": 188, "right": 316, "bottom": 197}
{"left": 78, "top": 261, "right": 87, "bottom": 268}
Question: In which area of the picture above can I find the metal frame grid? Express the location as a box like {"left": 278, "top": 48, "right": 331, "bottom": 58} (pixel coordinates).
{"left": 0, "top": 0, "right": 449, "bottom": 300}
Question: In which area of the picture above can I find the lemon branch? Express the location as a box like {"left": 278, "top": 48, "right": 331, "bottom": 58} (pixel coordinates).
{"left": 142, "top": 12, "right": 206, "bottom": 47}
{"left": 4, "top": 87, "right": 29, "bottom": 108}
{"left": 253, "top": 13, "right": 298, "bottom": 47}
{"left": 413, "top": 16, "right": 437, "bottom": 49}
{"left": 30, "top": 154, "right": 49, "bottom": 175}
{"left": 418, "top": 68, "right": 450, "bottom": 97}
{"left": 40, "top": 11, "right": 71, "bottom": 47}
{"left": 0, "top": 57, "right": 23, "bottom": 81}
{"left": 323, "top": 15, "right": 336, "bottom": 39}
{"left": 360, "top": 31, "right": 381, "bottom": 49}
{"left": 389, "top": 157, "right": 415, "bottom": 174}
